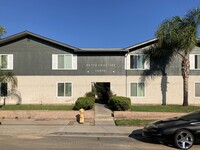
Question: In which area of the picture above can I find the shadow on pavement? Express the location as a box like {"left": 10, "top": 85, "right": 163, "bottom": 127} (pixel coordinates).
{"left": 129, "top": 129, "right": 159, "bottom": 144}
{"left": 129, "top": 129, "right": 175, "bottom": 148}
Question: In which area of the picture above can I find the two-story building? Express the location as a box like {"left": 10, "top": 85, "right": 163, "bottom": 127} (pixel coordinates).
{"left": 0, "top": 31, "right": 200, "bottom": 105}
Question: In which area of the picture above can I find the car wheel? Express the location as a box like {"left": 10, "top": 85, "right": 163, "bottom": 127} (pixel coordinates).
{"left": 174, "top": 129, "right": 194, "bottom": 150}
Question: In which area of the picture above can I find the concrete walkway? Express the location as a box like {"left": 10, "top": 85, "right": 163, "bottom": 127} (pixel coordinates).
{"left": 95, "top": 103, "right": 115, "bottom": 126}
{"left": 0, "top": 103, "right": 133, "bottom": 137}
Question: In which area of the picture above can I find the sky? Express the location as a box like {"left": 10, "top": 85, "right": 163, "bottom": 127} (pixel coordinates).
{"left": 1, "top": 0, "right": 200, "bottom": 48}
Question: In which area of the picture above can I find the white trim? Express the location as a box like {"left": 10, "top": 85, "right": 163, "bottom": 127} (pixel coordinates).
{"left": 52, "top": 54, "right": 58, "bottom": 70}
{"left": 189, "top": 54, "right": 195, "bottom": 69}
{"left": 125, "top": 54, "right": 130, "bottom": 69}
{"left": 144, "top": 57, "right": 150, "bottom": 69}
{"left": 8, "top": 54, "right": 13, "bottom": 70}
{"left": 72, "top": 54, "right": 77, "bottom": 70}
{"left": 129, "top": 82, "right": 146, "bottom": 98}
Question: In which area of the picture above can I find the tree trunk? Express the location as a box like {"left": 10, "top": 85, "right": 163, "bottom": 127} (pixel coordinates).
{"left": 183, "top": 77, "right": 189, "bottom": 106}
{"left": 182, "top": 57, "right": 190, "bottom": 106}
{"left": 3, "top": 97, "right": 6, "bottom": 106}
{"left": 161, "top": 67, "right": 167, "bottom": 105}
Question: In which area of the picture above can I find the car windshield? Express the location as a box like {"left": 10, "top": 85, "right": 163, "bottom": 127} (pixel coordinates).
{"left": 179, "top": 111, "right": 200, "bottom": 121}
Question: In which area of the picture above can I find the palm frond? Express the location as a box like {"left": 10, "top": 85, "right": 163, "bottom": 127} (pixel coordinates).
{"left": 0, "top": 71, "right": 18, "bottom": 90}
{"left": 185, "top": 8, "right": 200, "bottom": 25}
{"left": 155, "top": 8, "right": 200, "bottom": 56}
{"left": 0, "top": 26, "right": 6, "bottom": 37}
{"left": 141, "top": 44, "right": 175, "bottom": 83}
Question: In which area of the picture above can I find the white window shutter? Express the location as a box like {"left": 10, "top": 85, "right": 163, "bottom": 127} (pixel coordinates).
{"left": 125, "top": 54, "right": 130, "bottom": 69}
{"left": 52, "top": 54, "right": 58, "bottom": 70}
{"left": 144, "top": 57, "right": 150, "bottom": 69}
{"left": 189, "top": 54, "right": 195, "bottom": 69}
{"left": 8, "top": 54, "right": 13, "bottom": 70}
{"left": 72, "top": 54, "right": 77, "bottom": 70}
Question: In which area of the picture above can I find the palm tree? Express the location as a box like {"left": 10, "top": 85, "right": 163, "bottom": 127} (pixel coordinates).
{"left": 144, "top": 8, "right": 200, "bottom": 106}
{"left": 0, "top": 26, "right": 6, "bottom": 39}
{"left": 0, "top": 27, "right": 18, "bottom": 105}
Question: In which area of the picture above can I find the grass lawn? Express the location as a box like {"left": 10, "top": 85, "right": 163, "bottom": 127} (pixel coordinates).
{"left": 130, "top": 105, "right": 200, "bottom": 113}
{"left": 115, "top": 119, "right": 155, "bottom": 126}
{"left": 0, "top": 105, "right": 74, "bottom": 111}
{"left": 115, "top": 105, "right": 200, "bottom": 126}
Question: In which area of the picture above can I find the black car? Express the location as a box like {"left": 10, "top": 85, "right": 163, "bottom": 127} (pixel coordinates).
{"left": 143, "top": 110, "right": 200, "bottom": 149}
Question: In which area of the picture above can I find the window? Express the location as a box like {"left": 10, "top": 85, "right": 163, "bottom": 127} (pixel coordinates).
{"left": 190, "top": 54, "right": 200, "bottom": 70}
{"left": 0, "top": 54, "right": 13, "bottom": 70}
{"left": 58, "top": 55, "right": 72, "bottom": 69}
{"left": 0, "top": 83, "right": 8, "bottom": 97}
{"left": 52, "top": 54, "right": 77, "bottom": 70}
{"left": 57, "top": 82, "right": 72, "bottom": 97}
{"left": 125, "top": 54, "right": 149, "bottom": 70}
{"left": 130, "top": 83, "right": 145, "bottom": 97}
{"left": 130, "top": 55, "right": 145, "bottom": 69}
{"left": 195, "top": 83, "right": 200, "bottom": 97}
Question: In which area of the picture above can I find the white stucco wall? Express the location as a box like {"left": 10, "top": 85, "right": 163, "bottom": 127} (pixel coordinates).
{"left": 1, "top": 75, "right": 200, "bottom": 105}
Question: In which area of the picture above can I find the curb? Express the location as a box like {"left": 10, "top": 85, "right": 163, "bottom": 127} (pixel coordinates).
{"left": 50, "top": 132, "right": 130, "bottom": 137}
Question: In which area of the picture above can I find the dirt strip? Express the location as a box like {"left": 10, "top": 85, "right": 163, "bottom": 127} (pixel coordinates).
{"left": 114, "top": 111, "right": 186, "bottom": 120}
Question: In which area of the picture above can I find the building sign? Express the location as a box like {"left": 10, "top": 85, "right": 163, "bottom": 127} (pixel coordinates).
{"left": 86, "top": 64, "right": 116, "bottom": 67}
{"left": 86, "top": 63, "right": 116, "bottom": 73}
{"left": 78, "top": 55, "right": 124, "bottom": 75}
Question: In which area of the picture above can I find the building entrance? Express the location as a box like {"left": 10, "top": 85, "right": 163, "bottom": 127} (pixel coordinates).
{"left": 92, "top": 82, "right": 110, "bottom": 104}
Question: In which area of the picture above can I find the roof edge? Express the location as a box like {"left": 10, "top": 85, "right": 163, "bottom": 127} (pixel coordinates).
{"left": 125, "top": 38, "right": 158, "bottom": 50}
{"left": 0, "top": 30, "right": 80, "bottom": 51}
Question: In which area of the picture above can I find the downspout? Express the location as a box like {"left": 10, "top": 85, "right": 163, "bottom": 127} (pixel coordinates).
{"left": 125, "top": 50, "right": 129, "bottom": 97}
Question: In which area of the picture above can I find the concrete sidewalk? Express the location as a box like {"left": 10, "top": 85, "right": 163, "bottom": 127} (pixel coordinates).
{"left": 0, "top": 119, "right": 140, "bottom": 137}
{"left": 0, "top": 104, "right": 137, "bottom": 137}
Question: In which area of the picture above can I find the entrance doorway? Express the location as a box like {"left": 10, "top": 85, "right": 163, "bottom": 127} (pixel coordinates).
{"left": 92, "top": 82, "right": 110, "bottom": 104}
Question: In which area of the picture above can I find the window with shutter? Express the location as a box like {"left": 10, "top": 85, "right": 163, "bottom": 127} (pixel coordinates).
{"left": 125, "top": 54, "right": 149, "bottom": 70}
{"left": 0, "top": 54, "right": 13, "bottom": 70}
{"left": 52, "top": 54, "right": 77, "bottom": 70}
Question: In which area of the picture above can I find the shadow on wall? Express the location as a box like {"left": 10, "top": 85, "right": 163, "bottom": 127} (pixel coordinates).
{"left": 0, "top": 89, "right": 22, "bottom": 105}
{"left": 140, "top": 63, "right": 168, "bottom": 105}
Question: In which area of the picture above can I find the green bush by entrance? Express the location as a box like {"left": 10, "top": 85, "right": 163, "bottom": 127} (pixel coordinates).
{"left": 108, "top": 96, "right": 131, "bottom": 111}
{"left": 73, "top": 97, "right": 95, "bottom": 110}
{"left": 85, "top": 91, "right": 95, "bottom": 98}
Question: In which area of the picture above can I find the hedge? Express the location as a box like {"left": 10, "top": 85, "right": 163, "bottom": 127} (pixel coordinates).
{"left": 73, "top": 97, "right": 95, "bottom": 110}
{"left": 108, "top": 96, "right": 131, "bottom": 111}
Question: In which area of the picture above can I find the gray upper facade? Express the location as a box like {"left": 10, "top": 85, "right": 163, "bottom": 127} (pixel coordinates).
{"left": 0, "top": 31, "right": 200, "bottom": 76}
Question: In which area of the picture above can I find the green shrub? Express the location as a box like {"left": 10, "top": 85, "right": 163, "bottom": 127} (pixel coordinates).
{"left": 85, "top": 91, "right": 96, "bottom": 98}
{"left": 73, "top": 97, "right": 95, "bottom": 110}
{"left": 108, "top": 96, "right": 131, "bottom": 111}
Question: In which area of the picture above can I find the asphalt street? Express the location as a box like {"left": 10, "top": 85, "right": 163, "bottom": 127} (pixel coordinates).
{"left": 0, "top": 131, "right": 200, "bottom": 150}
{"left": 0, "top": 134, "right": 174, "bottom": 150}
